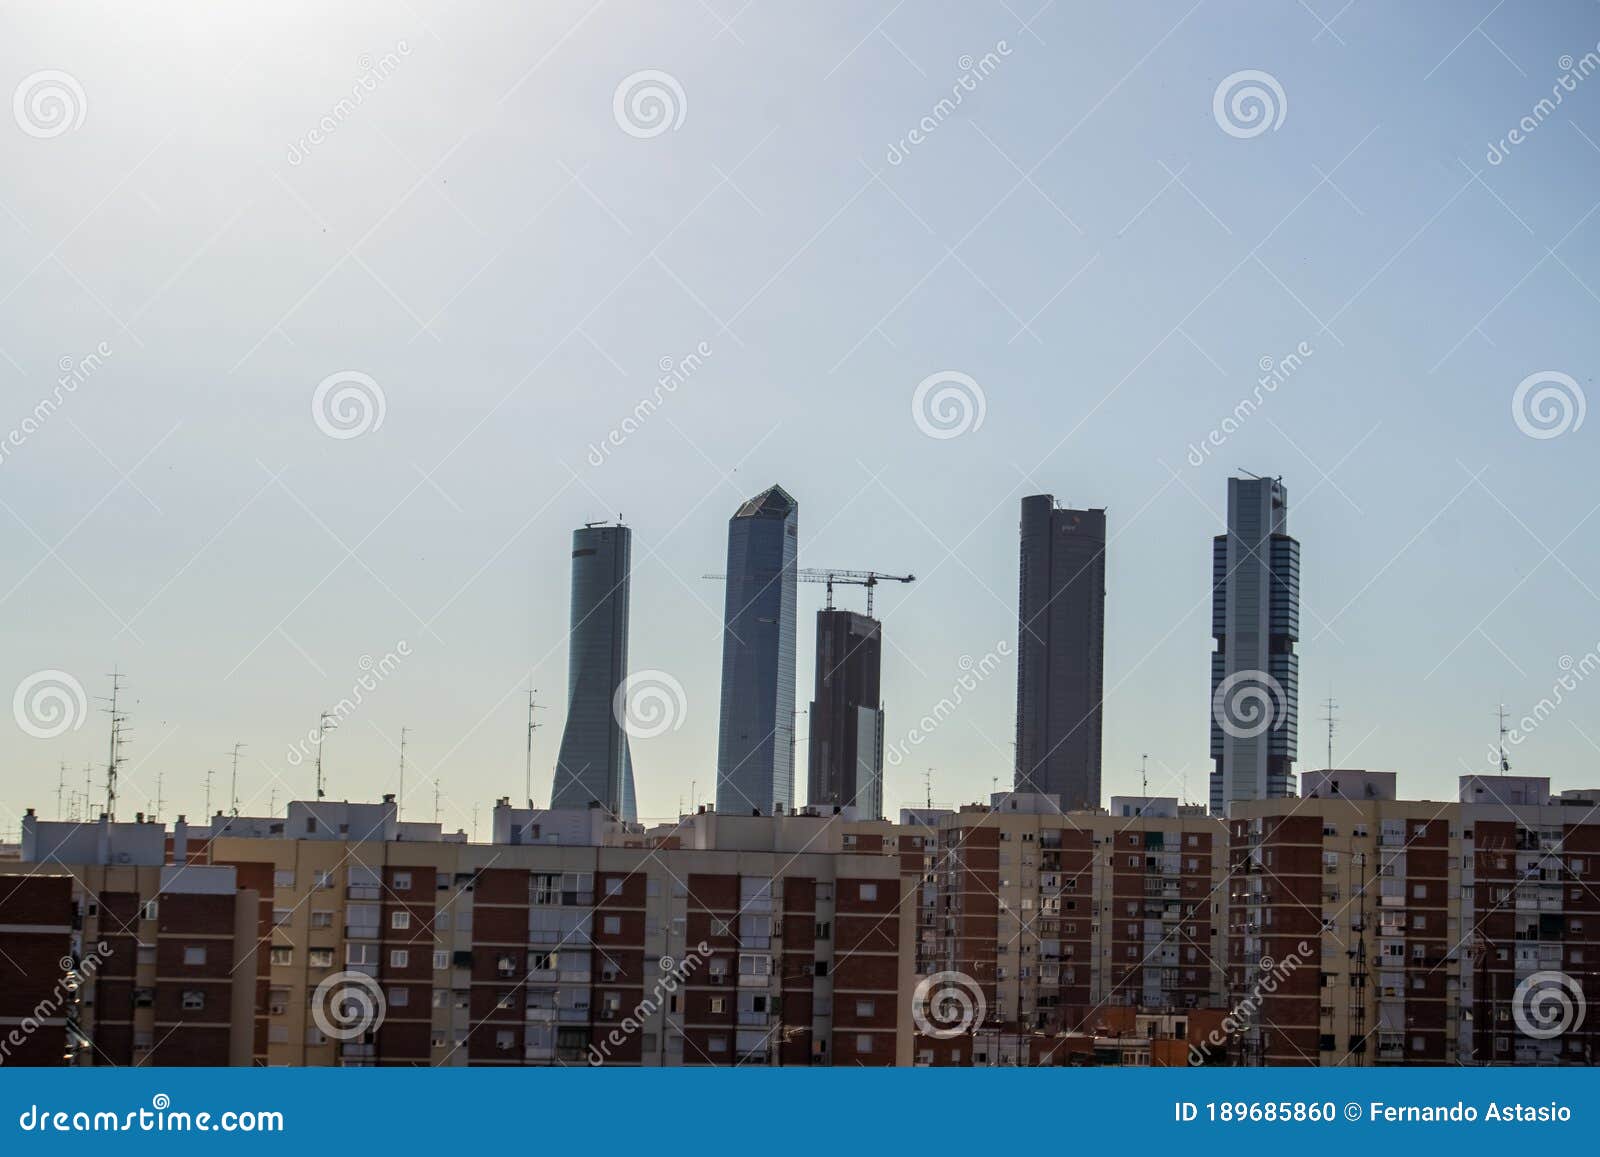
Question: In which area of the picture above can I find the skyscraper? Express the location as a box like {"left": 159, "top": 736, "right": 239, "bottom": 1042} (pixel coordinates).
{"left": 807, "top": 608, "right": 884, "bottom": 820}
{"left": 551, "top": 523, "right": 637, "bottom": 822}
{"left": 1013, "top": 496, "right": 1106, "bottom": 811}
{"left": 715, "top": 484, "right": 798, "bottom": 816}
{"left": 1209, "top": 475, "right": 1299, "bottom": 815}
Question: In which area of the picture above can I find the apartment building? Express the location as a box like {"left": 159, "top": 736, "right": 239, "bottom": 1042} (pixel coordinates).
{"left": 6, "top": 800, "right": 909, "bottom": 1067}
{"left": 1225, "top": 771, "right": 1600, "bottom": 1066}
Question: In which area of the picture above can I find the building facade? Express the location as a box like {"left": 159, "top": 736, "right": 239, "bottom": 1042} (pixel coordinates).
{"left": 1210, "top": 475, "right": 1299, "bottom": 815}
{"left": 807, "top": 608, "right": 885, "bottom": 820}
{"left": 552, "top": 522, "right": 637, "bottom": 822}
{"left": 1014, "top": 496, "right": 1106, "bottom": 812}
{"left": 716, "top": 484, "right": 798, "bottom": 816}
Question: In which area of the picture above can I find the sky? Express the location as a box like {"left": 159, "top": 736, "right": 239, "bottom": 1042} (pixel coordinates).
{"left": 3, "top": 0, "right": 1599, "bottom": 836}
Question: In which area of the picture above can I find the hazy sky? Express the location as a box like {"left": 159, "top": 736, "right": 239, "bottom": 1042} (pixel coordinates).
{"left": 4, "top": 0, "right": 1599, "bottom": 835}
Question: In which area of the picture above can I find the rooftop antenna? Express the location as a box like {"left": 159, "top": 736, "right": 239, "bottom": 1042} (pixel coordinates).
{"left": 83, "top": 762, "right": 93, "bottom": 819}
{"left": 314, "top": 709, "right": 337, "bottom": 799}
{"left": 57, "top": 762, "right": 67, "bottom": 820}
{"left": 397, "top": 727, "right": 409, "bottom": 821}
{"left": 433, "top": 778, "right": 441, "bottom": 824}
{"left": 1322, "top": 695, "right": 1339, "bottom": 771}
{"left": 204, "top": 768, "right": 215, "bottom": 816}
{"left": 925, "top": 767, "right": 934, "bottom": 810}
{"left": 100, "top": 669, "right": 129, "bottom": 821}
{"left": 525, "top": 690, "right": 546, "bottom": 807}
{"left": 269, "top": 786, "right": 278, "bottom": 815}
{"left": 472, "top": 803, "right": 480, "bottom": 842}
{"left": 229, "top": 742, "right": 245, "bottom": 816}
{"left": 154, "top": 770, "right": 165, "bottom": 821}
{"left": 1140, "top": 753, "right": 1149, "bottom": 798}
{"left": 1497, "top": 704, "right": 1511, "bottom": 774}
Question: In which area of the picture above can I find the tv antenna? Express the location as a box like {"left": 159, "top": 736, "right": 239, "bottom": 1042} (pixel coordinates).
{"left": 525, "top": 690, "right": 547, "bottom": 806}
{"left": 229, "top": 742, "right": 245, "bottom": 816}
{"left": 314, "top": 709, "right": 337, "bottom": 799}
{"left": 99, "top": 669, "right": 130, "bottom": 821}
{"left": 398, "top": 727, "right": 409, "bottom": 820}
{"left": 1322, "top": 696, "right": 1339, "bottom": 771}
{"left": 1497, "top": 704, "right": 1511, "bottom": 774}
{"left": 204, "top": 768, "right": 215, "bottom": 816}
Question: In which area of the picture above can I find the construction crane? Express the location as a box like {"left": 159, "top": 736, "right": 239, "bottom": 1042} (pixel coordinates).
{"left": 703, "top": 568, "right": 915, "bottom": 615}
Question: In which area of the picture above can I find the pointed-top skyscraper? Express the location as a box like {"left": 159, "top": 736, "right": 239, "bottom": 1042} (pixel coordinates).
{"left": 715, "top": 484, "right": 798, "bottom": 815}
{"left": 551, "top": 522, "right": 637, "bottom": 821}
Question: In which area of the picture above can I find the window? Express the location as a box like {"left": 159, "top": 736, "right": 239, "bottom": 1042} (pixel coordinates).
{"left": 181, "top": 990, "right": 205, "bottom": 1011}
{"left": 269, "top": 1025, "right": 289, "bottom": 1044}
{"left": 309, "top": 948, "right": 334, "bottom": 968}
{"left": 310, "top": 911, "right": 333, "bottom": 929}
{"left": 710, "top": 996, "right": 727, "bottom": 1014}
{"left": 143, "top": 901, "right": 159, "bottom": 920}
{"left": 270, "top": 947, "right": 293, "bottom": 966}
{"left": 391, "top": 911, "right": 411, "bottom": 930}
{"left": 183, "top": 946, "right": 207, "bottom": 966}
{"left": 495, "top": 1030, "right": 515, "bottom": 1052}
{"left": 856, "top": 1034, "right": 873, "bottom": 1053}
{"left": 272, "top": 907, "right": 292, "bottom": 927}
{"left": 136, "top": 943, "right": 156, "bottom": 965}
{"left": 390, "top": 949, "right": 410, "bottom": 968}
{"left": 269, "top": 989, "right": 289, "bottom": 1015}
{"left": 859, "top": 883, "right": 878, "bottom": 902}
{"left": 432, "top": 951, "right": 449, "bottom": 970}
{"left": 602, "top": 916, "right": 621, "bottom": 935}
{"left": 814, "top": 961, "right": 829, "bottom": 977}
{"left": 389, "top": 987, "right": 410, "bottom": 1007}
{"left": 856, "top": 999, "right": 875, "bottom": 1018}
{"left": 393, "top": 871, "right": 412, "bottom": 891}
{"left": 273, "top": 869, "right": 295, "bottom": 888}
{"left": 605, "top": 877, "right": 624, "bottom": 896}
{"left": 815, "top": 921, "right": 831, "bottom": 940}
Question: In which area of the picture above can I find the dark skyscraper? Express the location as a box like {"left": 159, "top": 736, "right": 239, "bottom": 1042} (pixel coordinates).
{"left": 1013, "top": 496, "right": 1106, "bottom": 812}
{"left": 1210, "top": 475, "right": 1299, "bottom": 815}
{"left": 807, "top": 609, "right": 884, "bottom": 820}
{"left": 551, "top": 523, "right": 637, "bottom": 822}
{"left": 715, "top": 485, "right": 798, "bottom": 816}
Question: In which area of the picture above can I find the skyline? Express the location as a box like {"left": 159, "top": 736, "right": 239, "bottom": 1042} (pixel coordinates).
{"left": 5, "top": 2, "right": 1600, "bottom": 836}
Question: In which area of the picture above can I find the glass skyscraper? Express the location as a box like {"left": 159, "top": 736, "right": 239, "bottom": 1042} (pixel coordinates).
{"left": 1209, "top": 475, "right": 1299, "bottom": 815}
{"left": 1013, "top": 496, "right": 1106, "bottom": 812}
{"left": 551, "top": 522, "right": 637, "bottom": 822}
{"left": 715, "top": 484, "right": 798, "bottom": 816}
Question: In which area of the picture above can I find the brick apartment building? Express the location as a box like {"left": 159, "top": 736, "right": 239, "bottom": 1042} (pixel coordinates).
{"left": 3, "top": 769, "right": 1596, "bottom": 1067}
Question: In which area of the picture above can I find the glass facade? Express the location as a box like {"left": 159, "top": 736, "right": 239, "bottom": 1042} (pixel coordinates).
{"left": 551, "top": 524, "right": 636, "bottom": 821}
{"left": 715, "top": 485, "right": 798, "bottom": 816}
